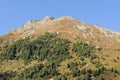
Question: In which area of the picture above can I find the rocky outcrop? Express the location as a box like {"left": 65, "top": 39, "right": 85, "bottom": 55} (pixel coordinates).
{"left": 5, "top": 16, "right": 120, "bottom": 39}
{"left": 94, "top": 25, "right": 120, "bottom": 38}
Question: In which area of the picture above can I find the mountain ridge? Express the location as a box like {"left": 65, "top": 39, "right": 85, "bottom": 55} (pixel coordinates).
{"left": 1, "top": 16, "right": 120, "bottom": 50}
{"left": 0, "top": 16, "right": 120, "bottom": 80}
{"left": 6, "top": 16, "right": 120, "bottom": 38}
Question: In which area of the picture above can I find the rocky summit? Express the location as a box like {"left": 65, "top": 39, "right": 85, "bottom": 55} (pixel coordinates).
{"left": 0, "top": 16, "right": 120, "bottom": 80}
{"left": 5, "top": 16, "right": 120, "bottom": 38}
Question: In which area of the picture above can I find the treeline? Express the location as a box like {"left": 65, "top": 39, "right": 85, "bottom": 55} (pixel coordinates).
{"left": 0, "top": 32, "right": 70, "bottom": 64}
{"left": 0, "top": 32, "right": 120, "bottom": 80}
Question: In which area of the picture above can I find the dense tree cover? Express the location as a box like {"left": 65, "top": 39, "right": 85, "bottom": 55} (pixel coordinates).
{"left": 14, "top": 53, "right": 72, "bottom": 80}
{"left": 0, "top": 32, "right": 71, "bottom": 79}
{"left": 70, "top": 67, "right": 107, "bottom": 80}
{"left": 0, "top": 32, "right": 70, "bottom": 64}
{"left": 66, "top": 61, "right": 110, "bottom": 80}
{"left": 14, "top": 62, "right": 59, "bottom": 80}
{"left": 0, "top": 32, "right": 120, "bottom": 80}
{"left": 54, "top": 75, "right": 67, "bottom": 80}
{"left": 0, "top": 71, "right": 16, "bottom": 80}
{"left": 0, "top": 38, "right": 30, "bottom": 61}
{"left": 72, "top": 42, "right": 96, "bottom": 59}
{"left": 0, "top": 45, "right": 16, "bottom": 60}
{"left": 71, "top": 69, "right": 80, "bottom": 77}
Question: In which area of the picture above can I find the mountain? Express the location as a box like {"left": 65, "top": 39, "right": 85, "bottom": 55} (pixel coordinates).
{"left": 0, "top": 16, "right": 120, "bottom": 80}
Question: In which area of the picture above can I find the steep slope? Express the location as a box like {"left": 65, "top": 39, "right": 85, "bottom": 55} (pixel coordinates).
{"left": 0, "top": 16, "right": 120, "bottom": 80}
{"left": 1, "top": 16, "right": 120, "bottom": 44}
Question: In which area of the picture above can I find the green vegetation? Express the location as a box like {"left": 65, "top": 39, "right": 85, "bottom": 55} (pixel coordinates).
{"left": 0, "top": 71, "right": 16, "bottom": 80}
{"left": 14, "top": 62, "right": 59, "bottom": 80}
{"left": 0, "top": 32, "right": 70, "bottom": 64}
{"left": 0, "top": 33, "right": 71, "bottom": 80}
{"left": 72, "top": 42, "right": 96, "bottom": 59}
{"left": 113, "top": 59, "right": 117, "bottom": 63}
{"left": 0, "top": 38, "right": 2, "bottom": 43}
{"left": 0, "top": 32, "right": 120, "bottom": 80}
{"left": 54, "top": 75, "right": 67, "bottom": 80}
{"left": 67, "top": 62, "right": 78, "bottom": 70}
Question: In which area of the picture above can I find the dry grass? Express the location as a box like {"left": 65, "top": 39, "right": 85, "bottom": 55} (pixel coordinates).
{"left": 0, "top": 17, "right": 120, "bottom": 79}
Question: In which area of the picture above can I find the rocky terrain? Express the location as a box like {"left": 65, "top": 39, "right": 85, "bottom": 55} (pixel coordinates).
{"left": 0, "top": 16, "right": 120, "bottom": 80}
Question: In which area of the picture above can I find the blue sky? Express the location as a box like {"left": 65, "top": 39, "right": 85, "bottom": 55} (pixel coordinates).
{"left": 0, "top": 0, "right": 120, "bottom": 35}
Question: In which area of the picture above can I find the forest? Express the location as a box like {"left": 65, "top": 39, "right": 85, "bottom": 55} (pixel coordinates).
{"left": 0, "top": 32, "right": 120, "bottom": 80}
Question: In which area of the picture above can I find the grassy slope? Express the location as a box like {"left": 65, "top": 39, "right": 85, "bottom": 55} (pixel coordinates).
{"left": 0, "top": 32, "right": 120, "bottom": 80}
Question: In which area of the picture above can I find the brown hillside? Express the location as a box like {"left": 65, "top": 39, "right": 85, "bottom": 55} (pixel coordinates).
{"left": 0, "top": 16, "right": 120, "bottom": 80}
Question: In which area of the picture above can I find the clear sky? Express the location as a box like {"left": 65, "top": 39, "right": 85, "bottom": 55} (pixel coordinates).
{"left": 0, "top": 0, "right": 120, "bottom": 35}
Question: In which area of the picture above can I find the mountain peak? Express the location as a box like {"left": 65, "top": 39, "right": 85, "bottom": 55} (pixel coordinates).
{"left": 1, "top": 16, "right": 120, "bottom": 80}
{"left": 2, "top": 16, "right": 120, "bottom": 40}
{"left": 43, "top": 16, "right": 55, "bottom": 21}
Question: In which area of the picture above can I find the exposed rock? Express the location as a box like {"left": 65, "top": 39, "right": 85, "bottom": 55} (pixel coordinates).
{"left": 76, "top": 25, "right": 87, "bottom": 31}
{"left": 24, "top": 20, "right": 35, "bottom": 27}
{"left": 12, "top": 68, "right": 18, "bottom": 72}
{"left": 1, "top": 16, "right": 120, "bottom": 80}
{"left": 82, "top": 33, "right": 87, "bottom": 39}
{"left": 58, "top": 16, "right": 74, "bottom": 20}
{"left": 4, "top": 16, "right": 120, "bottom": 40}
{"left": 95, "top": 46, "right": 102, "bottom": 50}
{"left": 94, "top": 25, "right": 120, "bottom": 38}
{"left": 43, "top": 16, "right": 55, "bottom": 21}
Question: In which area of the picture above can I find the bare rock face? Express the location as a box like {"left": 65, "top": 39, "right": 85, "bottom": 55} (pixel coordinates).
{"left": 17, "top": 20, "right": 36, "bottom": 38}
{"left": 94, "top": 25, "right": 120, "bottom": 38}
{"left": 16, "top": 16, "right": 55, "bottom": 38}
{"left": 76, "top": 24, "right": 87, "bottom": 31}
{"left": 18, "top": 20, "right": 35, "bottom": 32}
{"left": 5, "top": 16, "right": 120, "bottom": 39}
{"left": 1, "top": 16, "right": 120, "bottom": 53}
{"left": 43, "top": 16, "right": 55, "bottom": 21}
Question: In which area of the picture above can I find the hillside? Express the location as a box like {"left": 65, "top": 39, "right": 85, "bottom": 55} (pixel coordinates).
{"left": 0, "top": 16, "right": 120, "bottom": 80}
